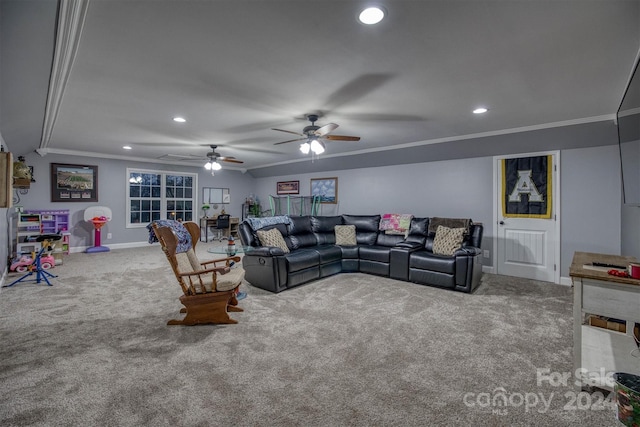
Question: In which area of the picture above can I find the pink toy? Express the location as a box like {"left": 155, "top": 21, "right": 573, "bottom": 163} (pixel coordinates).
{"left": 10, "top": 254, "right": 55, "bottom": 273}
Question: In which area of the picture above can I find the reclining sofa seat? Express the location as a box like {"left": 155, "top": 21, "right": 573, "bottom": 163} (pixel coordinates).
{"left": 238, "top": 214, "right": 483, "bottom": 294}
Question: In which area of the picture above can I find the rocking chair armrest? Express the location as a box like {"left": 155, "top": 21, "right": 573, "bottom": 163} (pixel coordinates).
{"left": 178, "top": 266, "right": 230, "bottom": 277}
{"left": 200, "top": 256, "right": 241, "bottom": 267}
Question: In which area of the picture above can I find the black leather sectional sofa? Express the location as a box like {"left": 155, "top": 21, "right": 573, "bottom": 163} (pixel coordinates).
{"left": 237, "top": 215, "right": 483, "bottom": 294}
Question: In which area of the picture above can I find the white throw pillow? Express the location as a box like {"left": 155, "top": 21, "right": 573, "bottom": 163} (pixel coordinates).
{"left": 256, "top": 228, "right": 290, "bottom": 253}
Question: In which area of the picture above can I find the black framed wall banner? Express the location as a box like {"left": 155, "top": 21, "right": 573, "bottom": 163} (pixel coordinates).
{"left": 51, "top": 163, "right": 98, "bottom": 202}
{"left": 501, "top": 155, "right": 551, "bottom": 218}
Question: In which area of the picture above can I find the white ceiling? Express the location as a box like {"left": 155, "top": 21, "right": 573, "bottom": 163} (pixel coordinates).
{"left": 1, "top": 0, "right": 639, "bottom": 177}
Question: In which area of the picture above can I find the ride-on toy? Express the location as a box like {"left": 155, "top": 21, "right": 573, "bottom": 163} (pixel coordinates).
{"left": 4, "top": 234, "right": 62, "bottom": 288}
{"left": 10, "top": 253, "right": 56, "bottom": 273}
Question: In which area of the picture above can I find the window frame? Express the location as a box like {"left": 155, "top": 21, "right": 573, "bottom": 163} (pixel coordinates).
{"left": 126, "top": 167, "right": 198, "bottom": 228}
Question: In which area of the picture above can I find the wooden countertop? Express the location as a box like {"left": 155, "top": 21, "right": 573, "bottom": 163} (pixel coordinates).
{"left": 570, "top": 251, "right": 640, "bottom": 286}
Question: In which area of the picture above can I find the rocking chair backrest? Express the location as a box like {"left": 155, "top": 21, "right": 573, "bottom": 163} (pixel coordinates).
{"left": 152, "top": 221, "right": 204, "bottom": 296}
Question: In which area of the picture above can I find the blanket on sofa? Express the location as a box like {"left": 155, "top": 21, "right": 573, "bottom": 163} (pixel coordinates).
{"left": 379, "top": 213, "right": 413, "bottom": 235}
{"left": 427, "top": 217, "right": 471, "bottom": 235}
{"left": 245, "top": 215, "right": 291, "bottom": 230}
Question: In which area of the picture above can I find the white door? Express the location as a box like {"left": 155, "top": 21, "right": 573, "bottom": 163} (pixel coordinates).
{"left": 494, "top": 152, "right": 560, "bottom": 283}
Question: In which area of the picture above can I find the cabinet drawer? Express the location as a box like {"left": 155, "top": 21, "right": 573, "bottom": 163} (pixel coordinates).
{"left": 582, "top": 279, "right": 640, "bottom": 321}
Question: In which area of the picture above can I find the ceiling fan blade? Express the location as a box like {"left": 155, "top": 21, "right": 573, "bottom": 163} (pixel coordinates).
{"left": 221, "top": 158, "right": 244, "bottom": 164}
{"left": 323, "top": 135, "right": 360, "bottom": 141}
{"left": 159, "top": 153, "right": 203, "bottom": 160}
{"left": 272, "top": 128, "right": 304, "bottom": 137}
{"left": 274, "top": 137, "right": 306, "bottom": 145}
{"left": 314, "top": 123, "right": 338, "bottom": 136}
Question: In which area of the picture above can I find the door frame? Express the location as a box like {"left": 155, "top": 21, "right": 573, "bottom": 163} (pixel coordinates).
{"left": 492, "top": 150, "right": 561, "bottom": 283}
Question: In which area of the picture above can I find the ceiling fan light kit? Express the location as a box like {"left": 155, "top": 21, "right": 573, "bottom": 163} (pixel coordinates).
{"left": 204, "top": 160, "right": 222, "bottom": 171}
{"left": 274, "top": 114, "right": 360, "bottom": 158}
{"left": 310, "top": 139, "right": 325, "bottom": 154}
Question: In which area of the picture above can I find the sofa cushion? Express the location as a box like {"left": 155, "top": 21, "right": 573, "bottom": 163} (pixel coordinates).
{"left": 314, "top": 245, "right": 343, "bottom": 264}
{"left": 311, "top": 216, "right": 342, "bottom": 245}
{"left": 343, "top": 214, "right": 380, "bottom": 246}
{"left": 288, "top": 216, "right": 313, "bottom": 235}
{"left": 359, "top": 245, "right": 391, "bottom": 263}
{"left": 284, "top": 248, "right": 320, "bottom": 272}
{"left": 432, "top": 226, "right": 465, "bottom": 256}
{"left": 311, "top": 216, "right": 343, "bottom": 233}
{"left": 257, "top": 228, "right": 290, "bottom": 253}
{"left": 286, "top": 216, "right": 317, "bottom": 249}
{"left": 375, "top": 232, "right": 405, "bottom": 247}
{"left": 410, "top": 251, "right": 456, "bottom": 274}
{"left": 335, "top": 225, "right": 357, "bottom": 246}
{"left": 342, "top": 214, "right": 380, "bottom": 232}
{"left": 402, "top": 217, "right": 430, "bottom": 246}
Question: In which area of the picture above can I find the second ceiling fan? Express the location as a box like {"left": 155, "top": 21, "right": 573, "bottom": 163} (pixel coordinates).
{"left": 272, "top": 114, "right": 360, "bottom": 154}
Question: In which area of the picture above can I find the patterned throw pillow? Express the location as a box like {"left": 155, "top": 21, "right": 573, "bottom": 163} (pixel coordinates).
{"left": 432, "top": 225, "right": 465, "bottom": 256}
{"left": 334, "top": 225, "right": 357, "bottom": 246}
{"left": 256, "top": 228, "right": 290, "bottom": 253}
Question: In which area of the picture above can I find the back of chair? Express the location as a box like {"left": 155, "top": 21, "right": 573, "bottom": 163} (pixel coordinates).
{"left": 152, "top": 221, "right": 202, "bottom": 296}
{"left": 216, "top": 214, "right": 230, "bottom": 229}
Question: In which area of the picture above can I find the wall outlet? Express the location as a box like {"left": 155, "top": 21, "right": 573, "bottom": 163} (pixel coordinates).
{"left": 483, "top": 249, "right": 490, "bottom": 258}
{"left": 107, "top": 233, "right": 113, "bottom": 239}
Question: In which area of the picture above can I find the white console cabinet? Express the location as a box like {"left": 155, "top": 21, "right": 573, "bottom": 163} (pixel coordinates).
{"left": 570, "top": 252, "right": 640, "bottom": 389}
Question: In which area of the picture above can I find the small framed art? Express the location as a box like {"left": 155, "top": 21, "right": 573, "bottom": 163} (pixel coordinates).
{"left": 277, "top": 180, "right": 300, "bottom": 195}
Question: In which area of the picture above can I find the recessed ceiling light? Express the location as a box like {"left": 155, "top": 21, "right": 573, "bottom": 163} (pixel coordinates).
{"left": 122, "top": 145, "right": 132, "bottom": 150}
{"left": 473, "top": 107, "right": 489, "bottom": 114}
{"left": 359, "top": 7, "right": 385, "bottom": 25}
{"left": 173, "top": 117, "right": 186, "bottom": 123}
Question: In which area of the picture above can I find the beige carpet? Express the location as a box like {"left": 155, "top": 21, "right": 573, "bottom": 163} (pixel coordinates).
{"left": 0, "top": 243, "right": 624, "bottom": 426}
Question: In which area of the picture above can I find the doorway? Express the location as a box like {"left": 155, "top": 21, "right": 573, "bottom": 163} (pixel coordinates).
{"left": 493, "top": 151, "right": 560, "bottom": 283}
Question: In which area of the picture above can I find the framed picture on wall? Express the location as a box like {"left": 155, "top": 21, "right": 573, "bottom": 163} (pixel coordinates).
{"left": 51, "top": 163, "right": 98, "bottom": 202}
{"left": 277, "top": 180, "right": 300, "bottom": 195}
{"left": 310, "top": 177, "right": 338, "bottom": 204}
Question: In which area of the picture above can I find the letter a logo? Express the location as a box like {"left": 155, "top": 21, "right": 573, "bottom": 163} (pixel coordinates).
{"left": 508, "top": 170, "right": 543, "bottom": 202}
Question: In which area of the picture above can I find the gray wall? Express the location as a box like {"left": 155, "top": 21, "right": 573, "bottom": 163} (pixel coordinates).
{"left": 622, "top": 204, "right": 640, "bottom": 257}
{"left": 14, "top": 152, "right": 256, "bottom": 250}
{"left": 254, "top": 145, "right": 624, "bottom": 277}
{"left": 0, "top": 143, "right": 629, "bottom": 280}
{"left": 560, "top": 145, "right": 623, "bottom": 274}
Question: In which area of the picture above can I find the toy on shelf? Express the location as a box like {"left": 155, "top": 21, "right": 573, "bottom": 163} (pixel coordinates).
{"left": 4, "top": 234, "right": 62, "bottom": 288}
{"left": 84, "top": 206, "right": 112, "bottom": 253}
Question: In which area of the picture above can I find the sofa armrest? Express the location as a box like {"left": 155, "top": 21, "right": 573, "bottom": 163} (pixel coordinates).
{"left": 454, "top": 246, "right": 481, "bottom": 257}
{"left": 394, "top": 241, "right": 423, "bottom": 250}
{"left": 245, "top": 246, "right": 286, "bottom": 257}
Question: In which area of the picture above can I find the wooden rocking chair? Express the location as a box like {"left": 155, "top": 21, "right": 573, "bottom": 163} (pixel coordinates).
{"left": 152, "top": 221, "right": 245, "bottom": 325}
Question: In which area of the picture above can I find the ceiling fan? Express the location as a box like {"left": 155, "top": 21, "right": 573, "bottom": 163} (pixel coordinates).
{"left": 161, "top": 145, "right": 243, "bottom": 174}
{"left": 272, "top": 114, "right": 360, "bottom": 154}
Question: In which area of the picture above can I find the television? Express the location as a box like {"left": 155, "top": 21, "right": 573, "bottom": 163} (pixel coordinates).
{"left": 618, "top": 52, "right": 640, "bottom": 205}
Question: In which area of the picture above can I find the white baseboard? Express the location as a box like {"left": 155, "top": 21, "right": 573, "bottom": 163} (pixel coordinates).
{"left": 481, "top": 264, "right": 573, "bottom": 287}
{"left": 70, "top": 241, "right": 150, "bottom": 253}
{"left": 559, "top": 276, "right": 572, "bottom": 286}
{"left": 482, "top": 265, "right": 495, "bottom": 274}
